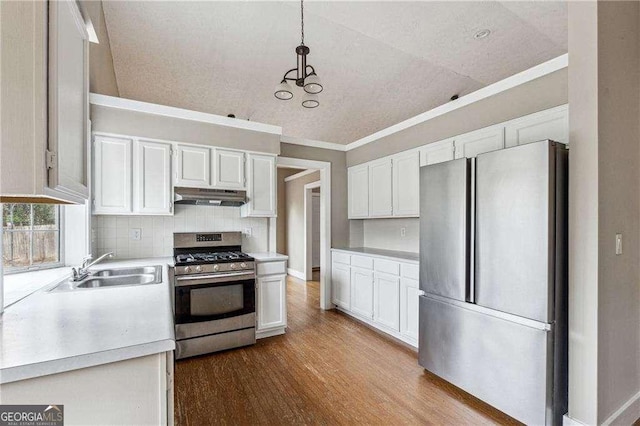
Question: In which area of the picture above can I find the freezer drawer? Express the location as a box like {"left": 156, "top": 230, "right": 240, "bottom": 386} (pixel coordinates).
{"left": 475, "top": 140, "right": 566, "bottom": 322}
{"left": 418, "top": 295, "right": 559, "bottom": 425}
{"left": 419, "top": 159, "right": 470, "bottom": 302}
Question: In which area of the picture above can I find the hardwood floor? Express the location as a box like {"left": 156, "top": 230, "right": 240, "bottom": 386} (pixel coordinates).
{"left": 174, "top": 276, "right": 519, "bottom": 425}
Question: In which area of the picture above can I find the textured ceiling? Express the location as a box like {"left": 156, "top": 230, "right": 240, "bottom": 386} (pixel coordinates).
{"left": 102, "top": 1, "right": 567, "bottom": 145}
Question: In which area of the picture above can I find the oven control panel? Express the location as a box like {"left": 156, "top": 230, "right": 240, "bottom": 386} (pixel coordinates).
{"left": 196, "top": 233, "right": 222, "bottom": 242}
{"left": 174, "top": 261, "right": 255, "bottom": 276}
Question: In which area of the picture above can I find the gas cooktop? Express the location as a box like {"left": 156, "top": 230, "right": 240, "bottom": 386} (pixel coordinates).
{"left": 174, "top": 251, "right": 254, "bottom": 266}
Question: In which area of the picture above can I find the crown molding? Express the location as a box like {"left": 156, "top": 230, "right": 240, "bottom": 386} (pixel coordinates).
{"left": 89, "top": 93, "right": 282, "bottom": 135}
{"left": 280, "top": 135, "right": 346, "bottom": 152}
{"left": 345, "top": 53, "right": 568, "bottom": 152}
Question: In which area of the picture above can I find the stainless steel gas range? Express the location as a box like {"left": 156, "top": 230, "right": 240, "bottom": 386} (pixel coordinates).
{"left": 172, "top": 232, "right": 256, "bottom": 359}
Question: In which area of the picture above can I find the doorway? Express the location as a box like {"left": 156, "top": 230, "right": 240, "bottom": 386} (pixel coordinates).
{"left": 273, "top": 157, "right": 332, "bottom": 310}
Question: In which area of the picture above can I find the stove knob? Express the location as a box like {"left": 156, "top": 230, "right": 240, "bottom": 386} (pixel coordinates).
{"left": 230, "top": 263, "right": 236, "bottom": 270}
{"left": 213, "top": 264, "right": 219, "bottom": 272}
{"left": 184, "top": 266, "right": 191, "bottom": 274}
{"left": 240, "top": 262, "right": 247, "bottom": 269}
{"left": 195, "top": 265, "right": 202, "bottom": 273}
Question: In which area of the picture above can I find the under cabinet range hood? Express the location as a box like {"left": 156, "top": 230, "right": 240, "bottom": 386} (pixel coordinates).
{"left": 173, "top": 187, "right": 247, "bottom": 206}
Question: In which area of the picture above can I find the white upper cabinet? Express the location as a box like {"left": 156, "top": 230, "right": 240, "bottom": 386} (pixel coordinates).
{"left": 94, "top": 135, "right": 132, "bottom": 214}
{"left": 0, "top": 0, "right": 89, "bottom": 204}
{"left": 368, "top": 158, "right": 393, "bottom": 217}
{"left": 175, "top": 145, "right": 211, "bottom": 188}
{"left": 213, "top": 149, "right": 245, "bottom": 189}
{"left": 420, "top": 139, "right": 455, "bottom": 166}
{"left": 392, "top": 151, "right": 420, "bottom": 217}
{"left": 374, "top": 272, "right": 401, "bottom": 331}
{"left": 505, "top": 105, "right": 569, "bottom": 147}
{"left": 454, "top": 125, "right": 505, "bottom": 159}
{"left": 48, "top": 0, "right": 89, "bottom": 201}
{"left": 134, "top": 140, "right": 172, "bottom": 215}
{"left": 348, "top": 164, "right": 369, "bottom": 219}
{"left": 350, "top": 267, "right": 374, "bottom": 319}
{"left": 241, "top": 154, "right": 276, "bottom": 217}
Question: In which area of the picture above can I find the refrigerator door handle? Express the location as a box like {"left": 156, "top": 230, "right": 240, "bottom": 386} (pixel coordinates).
{"left": 468, "top": 157, "right": 476, "bottom": 303}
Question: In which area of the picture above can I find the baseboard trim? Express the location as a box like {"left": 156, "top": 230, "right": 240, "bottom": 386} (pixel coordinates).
{"left": 256, "top": 328, "right": 285, "bottom": 340}
{"left": 287, "top": 268, "right": 306, "bottom": 281}
{"left": 602, "top": 390, "right": 640, "bottom": 426}
{"left": 563, "top": 414, "right": 586, "bottom": 426}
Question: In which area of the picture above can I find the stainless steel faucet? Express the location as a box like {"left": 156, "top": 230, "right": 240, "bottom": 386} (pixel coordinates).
{"left": 71, "top": 252, "right": 114, "bottom": 281}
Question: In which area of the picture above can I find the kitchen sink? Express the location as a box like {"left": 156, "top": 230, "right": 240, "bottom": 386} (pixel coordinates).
{"left": 50, "top": 265, "right": 163, "bottom": 291}
{"left": 92, "top": 266, "right": 161, "bottom": 278}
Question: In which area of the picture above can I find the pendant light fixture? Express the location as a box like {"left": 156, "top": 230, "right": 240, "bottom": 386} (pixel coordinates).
{"left": 274, "top": 0, "right": 323, "bottom": 108}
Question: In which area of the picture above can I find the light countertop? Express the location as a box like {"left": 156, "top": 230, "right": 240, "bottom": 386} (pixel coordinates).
{"left": 331, "top": 247, "right": 420, "bottom": 264}
{"left": 248, "top": 252, "right": 288, "bottom": 262}
{"left": 0, "top": 257, "right": 175, "bottom": 384}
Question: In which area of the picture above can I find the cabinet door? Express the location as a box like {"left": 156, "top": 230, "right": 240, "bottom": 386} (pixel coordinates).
{"left": 241, "top": 154, "right": 276, "bottom": 217}
{"left": 374, "top": 272, "right": 400, "bottom": 331}
{"left": 350, "top": 267, "right": 374, "bottom": 318}
{"left": 454, "top": 126, "right": 505, "bottom": 159}
{"left": 348, "top": 165, "right": 369, "bottom": 218}
{"left": 505, "top": 105, "right": 568, "bottom": 147}
{"left": 400, "top": 277, "right": 421, "bottom": 343}
{"left": 368, "top": 158, "right": 393, "bottom": 217}
{"left": 135, "top": 140, "right": 172, "bottom": 215}
{"left": 93, "top": 135, "right": 132, "bottom": 214}
{"left": 331, "top": 262, "right": 351, "bottom": 310}
{"left": 214, "top": 149, "right": 245, "bottom": 189}
{"left": 420, "top": 139, "right": 455, "bottom": 166}
{"left": 257, "top": 275, "right": 287, "bottom": 331}
{"left": 48, "top": 0, "right": 89, "bottom": 200}
{"left": 392, "top": 151, "right": 419, "bottom": 217}
{"left": 175, "top": 145, "right": 210, "bottom": 188}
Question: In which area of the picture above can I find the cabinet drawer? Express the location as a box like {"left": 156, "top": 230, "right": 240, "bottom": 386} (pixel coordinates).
{"left": 257, "top": 261, "right": 286, "bottom": 276}
{"left": 351, "top": 255, "right": 374, "bottom": 269}
{"left": 332, "top": 252, "right": 351, "bottom": 265}
{"left": 374, "top": 259, "right": 400, "bottom": 276}
{"left": 401, "top": 263, "right": 420, "bottom": 280}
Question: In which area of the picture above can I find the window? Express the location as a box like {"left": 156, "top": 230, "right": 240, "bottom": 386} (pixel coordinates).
{"left": 2, "top": 204, "right": 62, "bottom": 272}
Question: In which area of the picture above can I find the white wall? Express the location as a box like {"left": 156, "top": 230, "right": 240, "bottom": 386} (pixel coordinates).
{"left": 93, "top": 205, "right": 268, "bottom": 259}
{"left": 361, "top": 218, "right": 420, "bottom": 253}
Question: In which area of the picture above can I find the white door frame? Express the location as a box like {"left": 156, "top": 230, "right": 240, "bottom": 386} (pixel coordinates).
{"left": 304, "top": 180, "right": 321, "bottom": 280}
{"left": 275, "top": 157, "right": 332, "bottom": 310}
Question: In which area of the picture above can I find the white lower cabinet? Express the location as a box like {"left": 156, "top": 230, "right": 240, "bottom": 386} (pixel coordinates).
{"left": 374, "top": 273, "right": 400, "bottom": 331}
{"left": 332, "top": 250, "right": 419, "bottom": 348}
{"left": 400, "top": 277, "right": 421, "bottom": 344}
{"left": 255, "top": 258, "right": 287, "bottom": 339}
{"left": 350, "top": 267, "right": 374, "bottom": 319}
{"left": 331, "top": 262, "right": 351, "bottom": 310}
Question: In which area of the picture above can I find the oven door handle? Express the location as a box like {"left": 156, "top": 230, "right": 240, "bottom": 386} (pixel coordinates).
{"left": 175, "top": 271, "right": 255, "bottom": 286}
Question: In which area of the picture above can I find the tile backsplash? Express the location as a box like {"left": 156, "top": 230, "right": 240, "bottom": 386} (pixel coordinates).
{"left": 93, "top": 205, "right": 269, "bottom": 259}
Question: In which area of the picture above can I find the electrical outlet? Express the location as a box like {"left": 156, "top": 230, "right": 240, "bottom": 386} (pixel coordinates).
{"left": 130, "top": 228, "right": 142, "bottom": 241}
{"left": 400, "top": 227, "right": 406, "bottom": 237}
{"left": 244, "top": 227, "right": 252, "bottom": 237}
{"left": 615, "top": 233, "right": 623, "bottom": 255}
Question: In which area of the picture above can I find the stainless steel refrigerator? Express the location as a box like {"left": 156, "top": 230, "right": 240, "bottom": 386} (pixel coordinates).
{"left": 418, "top": 140, "right": 568, "bottom": 425}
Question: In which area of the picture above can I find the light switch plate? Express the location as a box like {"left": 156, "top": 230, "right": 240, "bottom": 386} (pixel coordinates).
{"left": 130, "top": 228, "right": 142, "bottom": 241}
{"left": 615, "top": 233, "right": 623, "bottom": 255}
{"left": 244, "top": 227, "right": 252, "bottom": 237}
{"left": 400, "top": 227, "right": 406, "bottom": 237}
